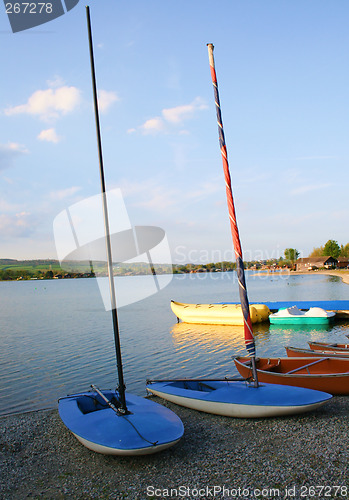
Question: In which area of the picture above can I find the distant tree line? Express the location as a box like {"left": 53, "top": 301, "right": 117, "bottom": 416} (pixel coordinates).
{"left": 0, "top": 269, "right": 57, "bottom": 281}
{"left": 309, "top": 240, "right": 349, "bottom": 260}
{"left": 172, "top": 258, "right": 289, "bottom": 274}
{"left": 1, "top": 243, "right": 348, "bottom": 282}
{"left": 173, "top": 261, "right": 237, "bottom": 274}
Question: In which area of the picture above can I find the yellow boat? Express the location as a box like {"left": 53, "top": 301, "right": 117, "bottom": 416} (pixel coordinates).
{"left": 170, "top": 300, "right": 270, "bottom": 326}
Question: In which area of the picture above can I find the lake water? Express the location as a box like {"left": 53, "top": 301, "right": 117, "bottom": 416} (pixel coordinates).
{"left": 1, "top": 272, "right": 349, "bottom": 416}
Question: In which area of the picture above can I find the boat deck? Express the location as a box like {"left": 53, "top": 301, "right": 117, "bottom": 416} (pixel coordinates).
{"left": 218, "top": 300, "right": 349, "bottom": 319}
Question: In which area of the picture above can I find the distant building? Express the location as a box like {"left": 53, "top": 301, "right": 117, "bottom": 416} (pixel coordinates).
{"left": 296, "top": 256, "right": 337, "bottom": 271}
{"left": 337, "top": 257, "right": 349, "bottom": 269}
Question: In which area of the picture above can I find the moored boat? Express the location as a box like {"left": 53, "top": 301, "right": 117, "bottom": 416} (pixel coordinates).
{"left": 147, "top": 379, "right": 331, "bottom": 418}
{"left": 308, "top": 340, "right": 349, "bottom": 352}
{"left": 57, "top": 7, "right": 184, "bottom": 456}
{"left": 59, "top": 389, "right": 183, "bottom": 455}
{"left": 171, "top": 300, "right": 270, "bottom": 326}
{"left": 269, "top": 306, "right": 335, "bottom": 325}
{"left": 286, "top": 346, "right": 349, "bottom": 358}
{"left": 147, "top": 44, "right": 332, "bottom": 418}
{"left": 234, "top": 356, "right": 349, "bottom": 395}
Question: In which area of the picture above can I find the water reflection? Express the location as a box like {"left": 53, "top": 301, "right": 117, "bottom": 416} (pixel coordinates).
{"left": 268, "top": 323, "right": 332, "bottom": 334}
{"left": 170, "top": 318, "right": 349, "bottom": 363}
{"left": 327, "top": 276, "right": 342, "bottom": 283}
{"left": 266, "top": 321, "right": 349, "bottom": 337}
{"left": 1, "top": 273, "right": 349, "bottom": 415}
{"left": 167, "top": 322, "right": 245, "bottom": 378}
{"left": 171, "top": 322, "right": 247, "bottom": 356}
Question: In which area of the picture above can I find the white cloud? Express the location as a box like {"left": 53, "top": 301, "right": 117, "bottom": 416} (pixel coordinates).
{"left": 186, "top": 178, "right": 222, "bottom": 201}
{"left": 162, "top": 97, "right": 208, "bottom": 124}
{"left": 0, "top": 142, "right": 29, "bottom": 170}
{"left": 140, "top": 117, "right": 166, "bottom": 135}
{"left": 290, "top": 183, "right": 333, "bottom": 196}
{"left": 49, "top": 186, "right": 82, "bottom": 201}
{"left": 119, "top": 178, "right": 179, "bottom": 211}
{"left": 295, "top": 155, "right": 337, "bottom": 161}
{"left": 0, "top": 199, "right": 21, "bottom": 211}
{"left": 0, "top": 212, "right": 34, "bottom": 238}
{"left": 5, "top": 86, "right": 81, "bottom": 121}
{"left": 2, "top": 142, "right": 28, "bottom": 153}
{"left": 138, "top": 97, "right": 208, "bottom": 135}
{"left": 119, "top": 175, "right": 221, "bottom": 212}
{"left": 38, "top": 128, "right": 61, "bottom": 143}
{"left": 98, "top": 90, "right": 119, "bottom": 113}
{"left": 136, "top": 187, "right": 177, "bottom": 210}
{"left": 46, "top": 76, "right": 65, "bottom": 88}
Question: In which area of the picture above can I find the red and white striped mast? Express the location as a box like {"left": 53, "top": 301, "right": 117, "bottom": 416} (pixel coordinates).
{"left": 207, "top": 43, "right": 259, "bottom": 386}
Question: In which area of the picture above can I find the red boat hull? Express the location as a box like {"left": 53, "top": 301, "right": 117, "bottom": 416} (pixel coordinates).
{"left": 308, "top": 341, "right": 349, "bottom": 352}
{"left": 234, "top": 356, "right": 349, "bottom": 395}
{"left": 286, "top": 346, "right": 349, "bottom": 358}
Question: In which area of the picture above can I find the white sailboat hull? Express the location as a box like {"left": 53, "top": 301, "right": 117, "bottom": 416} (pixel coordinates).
{"left": 59, "top": 390, "right": 184, "bottom": 455}
{"left": 147, "top": 380, "right": 331, "bottom": 418}
{"left": 73, "top": 433, "right": 182, "bottom": 456}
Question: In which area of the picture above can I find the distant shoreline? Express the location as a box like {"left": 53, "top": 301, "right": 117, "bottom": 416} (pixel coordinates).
{"left": 251, "top": 269, "right": 349, "bottom": 285}
{"left": 1, "top": 268, "right": 349, "bottom": 284}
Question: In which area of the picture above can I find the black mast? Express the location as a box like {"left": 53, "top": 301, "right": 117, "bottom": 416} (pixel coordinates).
{"left": 86, "top": 6, "right": 127, "bottom": 413}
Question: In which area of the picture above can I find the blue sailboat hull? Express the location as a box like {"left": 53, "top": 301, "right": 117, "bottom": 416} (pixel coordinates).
{"left": 59, "top": 389, "right": 184, "bottom": 455}
{"left": 146, "top": 380, "right": 332, "bottom": 418}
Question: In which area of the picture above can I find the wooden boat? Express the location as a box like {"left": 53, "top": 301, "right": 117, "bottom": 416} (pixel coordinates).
{"left": 147, "top": 45, "right": 332, "bottom": 418}
{"left": 234, "top": 356, "right": 349, "bottom": 395}
{"left": 171, "top": 300, "right": 270, "bottom": 326}
{"left": 57, "top": 7, "right": 184, "bottom": 456}
{"left": 286, "top": 346, "right": 349, "bottom": 358}
{"left": 308, "top": 340, "right": 349, "bottom": 352}
{"left": 269, "top": 306, "right": 335, "bottom": 325}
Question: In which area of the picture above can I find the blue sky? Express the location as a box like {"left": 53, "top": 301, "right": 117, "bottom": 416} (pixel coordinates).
{"left": 0, "top": 0, "right": 348, "bottom": 264}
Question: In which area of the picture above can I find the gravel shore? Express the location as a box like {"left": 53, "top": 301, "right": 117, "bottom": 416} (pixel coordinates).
{"left": 0, "top": 395, "right": 348, "bottom": 500}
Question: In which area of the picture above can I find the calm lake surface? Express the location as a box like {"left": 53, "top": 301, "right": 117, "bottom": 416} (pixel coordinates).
{"left": 1, "top": 272, "right": 349, "bottom": 416}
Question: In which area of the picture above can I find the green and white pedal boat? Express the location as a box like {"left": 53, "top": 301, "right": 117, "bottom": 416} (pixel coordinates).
{"left": 269, "top": 306, "right": 336, "bottom": 325}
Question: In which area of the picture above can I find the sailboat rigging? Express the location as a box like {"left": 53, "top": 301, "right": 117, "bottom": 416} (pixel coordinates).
{"left": 57, "top": 6, "right": 184, "bottom": 455}
{"left": 86, "top": 4, "right": 127, "bottom": 414}
{"left": 146, "top": 44, "right": 332, "bottom": 417}
{"left": 207, "top": 43, "right": 258, "bottom": 386}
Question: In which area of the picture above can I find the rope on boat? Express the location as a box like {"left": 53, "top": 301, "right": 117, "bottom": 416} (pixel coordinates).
{"left": 91, "top": 385, "right": 159, "bottom": 447}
